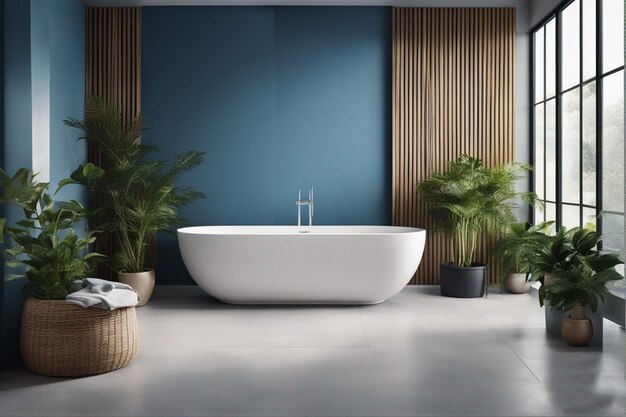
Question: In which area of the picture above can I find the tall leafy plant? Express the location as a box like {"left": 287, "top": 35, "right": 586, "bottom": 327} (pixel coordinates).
{"left": 418, "top": 155, "right": 537, "bottom": 267}
{"left": 63, "top": 95, "right": 205, "bottom": 273}
{"left": 0, "top": 168, "right": 103, "bottom": 299}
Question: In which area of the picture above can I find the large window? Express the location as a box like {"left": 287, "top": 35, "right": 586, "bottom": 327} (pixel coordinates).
{"left": 532, "top": 0, "right": 624, "bottom": 284}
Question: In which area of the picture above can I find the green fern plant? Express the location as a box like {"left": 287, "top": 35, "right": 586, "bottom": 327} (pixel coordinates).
{"left": 495, "top": 221, "right": 554, "bottom": 277}
{"left": 0, "top": 168, "right": 104, "bottom": 299}
{"left": 63, "top": 95, "right": 206, "bottom": 273}
{"left": 417, "top": 155, "right": 537, "bottom": 267}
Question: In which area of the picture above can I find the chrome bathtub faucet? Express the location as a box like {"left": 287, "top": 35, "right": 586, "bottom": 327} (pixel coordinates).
{"left": 296, "top": 186, "right": 314, "bottom": 227}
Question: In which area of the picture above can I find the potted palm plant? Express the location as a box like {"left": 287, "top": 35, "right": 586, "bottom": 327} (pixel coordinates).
{"left": 0, "top": 168, "right": 137, "bottom": 376}
{"left": 495, "top": 221, "right": 553, "bottom": 294}
{"left": 418, "top": 155, "right": 536, "bottom": 298}
{"left": 64, "top": 96, "right": 205, "bottom": 306}
{"left": 544, "top": 264, "right": 622, "bottom": 346}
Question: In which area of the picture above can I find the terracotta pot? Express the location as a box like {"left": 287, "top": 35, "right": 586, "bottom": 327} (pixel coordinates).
{"left": 117, "top": 270, "right": 155, "bottom": 307}
{"left": 561, "top": 304, "right": 593, "bottom": 347}
{"left": 503, "top": 273, "right": 531, "bottom": 294}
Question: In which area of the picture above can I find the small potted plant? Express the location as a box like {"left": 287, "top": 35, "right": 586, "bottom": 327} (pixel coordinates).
{"left": 531, "top": 227, "right": 622, "bottom": 302}
{"left": 418, "top": 155, "right": 536, "bottom": 298}
{"left": 64, "top": 96, "right": 206, "bottom": 306}
{"left": 532, "top": 226, "right": 623, "bottom": 336}
{"left": 0, "top": 168, "right": 137, "bottom": 377}
{"left": 544, "top": 264, "right": 622, "bottom": 346}
{"left": 495, "top": 221, "right": 553, "bottom": 294}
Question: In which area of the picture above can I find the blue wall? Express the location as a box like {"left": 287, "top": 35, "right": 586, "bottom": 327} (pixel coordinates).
{"left": 2, "top": 0, "right": 33, "bottom": 370}
{"left": 142, "top": 7, "right": 391, "bottom": 284}
{"left": 1, "top": 0, "right": 85, "bottom": 369}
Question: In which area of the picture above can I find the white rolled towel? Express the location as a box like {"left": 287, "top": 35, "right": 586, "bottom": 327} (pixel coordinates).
{"left": 66, "top": 278, "right": 138, "bottom": 310}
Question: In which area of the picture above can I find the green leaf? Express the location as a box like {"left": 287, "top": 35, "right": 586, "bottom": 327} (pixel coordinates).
{"left": 5, "top": 273, "right": 26, "bottom": 281}
{"left": 82, "top": 162, "right": 105, "bottom": 180}
{"left": 4, "top": 260, "right": 23, "bottom": 268}
{"left": 4, "top": 248, "right": 24, "bottom": 258}
{"left": 83, "top": 252, "right": 106, "bottom": 260}
{"left": 15, "top": 219, "right": 35, "bottom": 228}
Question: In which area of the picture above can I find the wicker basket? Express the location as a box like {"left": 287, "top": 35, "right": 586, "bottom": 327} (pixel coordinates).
{"left": 21, "top": 298, "right": 138, "bottom": 377}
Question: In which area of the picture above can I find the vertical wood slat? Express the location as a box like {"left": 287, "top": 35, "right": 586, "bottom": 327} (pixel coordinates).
{"left": 86, "top": 7, "right": 141, "bottom": 125}
{"left": 392, "top": 8, "right": 516, "bottom": 285}
{"left": 86, "top": 7, "right": 142, "bottom": 280}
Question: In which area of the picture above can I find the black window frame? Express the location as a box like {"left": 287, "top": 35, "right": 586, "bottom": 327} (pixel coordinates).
{"left": 530, "top": 0, "right": 625, "bottom": 253}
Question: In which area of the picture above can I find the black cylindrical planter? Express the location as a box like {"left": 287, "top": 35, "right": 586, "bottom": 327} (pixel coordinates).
{"left": 440, "top": 262, "right": 486, "bottom": 298}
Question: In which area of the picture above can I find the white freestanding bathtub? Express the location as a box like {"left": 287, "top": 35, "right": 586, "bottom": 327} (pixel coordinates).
{"left": 177, "top": 226, "right": 426, "bottom": 305}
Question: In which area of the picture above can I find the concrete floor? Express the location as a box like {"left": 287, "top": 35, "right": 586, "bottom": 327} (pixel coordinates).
{"left": 0, "top": 285, "right": 624, "bottom": 417}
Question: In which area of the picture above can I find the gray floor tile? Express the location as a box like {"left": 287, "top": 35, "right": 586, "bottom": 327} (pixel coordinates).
{"left": 0, "top": 285, "right": 623, "bottom": 417}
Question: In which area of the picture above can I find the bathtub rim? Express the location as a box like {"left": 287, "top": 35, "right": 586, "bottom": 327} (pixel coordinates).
{"left": 177, "top": 225, "right": 425, "bottom": 236}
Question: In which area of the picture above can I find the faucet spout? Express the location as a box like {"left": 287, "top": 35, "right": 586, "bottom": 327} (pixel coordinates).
{"left": 296, "top": 185, "right": 314, "bottom": 227}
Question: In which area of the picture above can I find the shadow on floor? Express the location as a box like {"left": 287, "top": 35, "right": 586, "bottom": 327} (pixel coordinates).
{"left": 0, "top": 364, "right": 79, "bottom": 392}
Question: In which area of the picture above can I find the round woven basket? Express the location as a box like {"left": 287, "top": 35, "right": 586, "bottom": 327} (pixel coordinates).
{"left": 21, "top": 298, "right": 138, "bottom": 377}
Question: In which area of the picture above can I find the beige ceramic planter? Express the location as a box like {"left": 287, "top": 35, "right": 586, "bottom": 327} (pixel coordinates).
{"left": 561, "top": 304, "right": 593, "bottom": 347}
{"left": 117, "top": 269, "right": 155, "bottom": 307}
{"left": 503, "top": 273, "right": 531, "bottom": 294}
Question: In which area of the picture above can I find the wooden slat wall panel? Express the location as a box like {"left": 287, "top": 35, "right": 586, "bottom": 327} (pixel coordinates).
{"left": 392, "top": 8, "right": 516, "bottom": 285}
{"left": 86, "top": 7, "right": 141, "bottom": 279}
{"left": 86, "top": 7, "right": 141, "bottom": 128}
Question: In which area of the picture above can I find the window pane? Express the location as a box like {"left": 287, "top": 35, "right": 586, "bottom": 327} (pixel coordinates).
{"left": 602, "top": 0, "right": 624, "bottom": 72}
{"left": 582, "top": 82, "right": 596, "bottom": 206}
{"left": 534, "top": 104, "right": 545, "bottom": 199}
{"left": 545, "top": 20, "right": 556, "bottom": 98}
{"left": 563, "top": 204, "right": 581, "bottom": 228}
{"left": 534, "top": 204, "right": 545, "bottom": 224}
{"left": 607, "top": 268, "right": 625, "bottom": 296}
{"left": 601, "top": 213, "right": 624, "bottom": 253}
{"left": 546, "top": 203, "right": 557, "bottom": 229}
{"left": 534, "top": 27, "right": 545, "bottom": 103}
{"left": 546, "top": 99, "right": 557, "bottom": 201}
{"left": 582, "top": 0, "right": 596, "bottom": 81}
{"left": 602, "top": 70, "right": 624, "bottom": 213}
{"left": 561, "top": 1, "right": 580, "bottom": 91}
{"left": 583, "top": 207, "right": 597, "bottom": 229}
{"left": 562, "top": 88, "right": 581, "bottom": 204}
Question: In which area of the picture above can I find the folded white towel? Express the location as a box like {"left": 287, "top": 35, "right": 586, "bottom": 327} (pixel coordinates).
{"left": 66, "top": 278, "right": 138, "bottom": 310}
